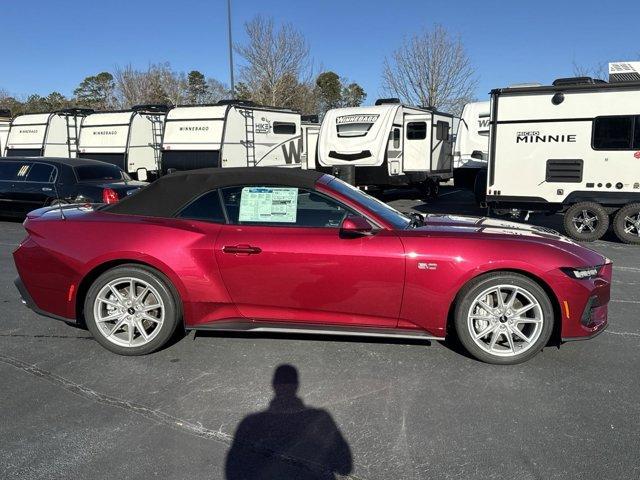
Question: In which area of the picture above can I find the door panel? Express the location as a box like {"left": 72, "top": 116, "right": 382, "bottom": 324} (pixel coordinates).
{"left": 403, "top": 114, "right": 431, "bottom": 171}
{"left": 214, "top": 225, "right": 405, "bottom": 327}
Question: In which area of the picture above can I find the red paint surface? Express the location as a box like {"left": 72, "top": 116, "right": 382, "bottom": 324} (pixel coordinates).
{"left": 13, "top": 180, "right": 611, "bottom": 340}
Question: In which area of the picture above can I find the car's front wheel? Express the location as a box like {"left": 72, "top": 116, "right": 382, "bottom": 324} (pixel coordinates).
{"left": 84, "top": 265, "right": 180, "bottom": 355}
{"left": 454, "top": 273, "right": 554, "bottom": 364}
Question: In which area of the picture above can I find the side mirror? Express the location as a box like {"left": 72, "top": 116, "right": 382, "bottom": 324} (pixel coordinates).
{"left": 136, "top": 168, "right": 148, "bottom": 182}
{"left": 340, "top": 215, "right": 373, "bottom": 236}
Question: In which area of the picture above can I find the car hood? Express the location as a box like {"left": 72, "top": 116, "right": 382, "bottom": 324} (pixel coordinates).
{"left": 421, "top": 214, "right": 562, "bottom": 238}
{"left": 403, "top": 214, "right": 607, "bottom": 266}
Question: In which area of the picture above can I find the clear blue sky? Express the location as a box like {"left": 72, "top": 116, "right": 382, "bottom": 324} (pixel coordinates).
{"left": 2, "top": 0, "right": 639, "bottom": 104}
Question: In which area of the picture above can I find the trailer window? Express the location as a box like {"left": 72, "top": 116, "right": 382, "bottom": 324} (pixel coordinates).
{"left": 593, "top": 116, "right": 635, "bottom": 150}
{"left": 337, "top": 123, "right": 373, "bottom": 138}
{"left": 273, "top": 122, "right": 297, "bottom": 135}
{"left": 436, "top": 121, "right": 450, "bottom": 141}
{"left": 392, "top": 128, "right": 400, "bottom": 148}
{"left": 406, "top": 122, "right": 427, "bottom": 140}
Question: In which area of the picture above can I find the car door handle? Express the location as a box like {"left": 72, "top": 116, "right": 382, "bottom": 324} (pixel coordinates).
{"left": 42, "top": 187, "right": 53, "bottom": 192}
{"left": 222, "top": 244, "right": 262, "bottom": 255}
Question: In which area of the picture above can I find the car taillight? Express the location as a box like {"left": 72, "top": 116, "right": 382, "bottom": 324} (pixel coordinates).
{"left": 102, "top": 188, "right": 119, "bottom": 204}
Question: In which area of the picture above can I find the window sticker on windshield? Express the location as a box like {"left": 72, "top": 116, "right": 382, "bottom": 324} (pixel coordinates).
{"left": 239, "top": 187, "right": 298, "bottom": 223}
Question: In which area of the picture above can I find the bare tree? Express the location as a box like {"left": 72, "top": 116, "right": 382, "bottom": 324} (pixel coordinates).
{"left": 113, "top": 63, "right": 187, "bottom": 107}
{"left": 235, "top": 16, "right": 312, "bottom": 108}
{"left": 572, "top": 61, "right": 608, "bottom": 80}
{"left": 382, "top": 25, "right": 478, "bottom": 115}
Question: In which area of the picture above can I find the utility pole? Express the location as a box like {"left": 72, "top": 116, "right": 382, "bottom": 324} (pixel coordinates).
{"left": 227, "top": 0, "right": 235, "bottom": 98}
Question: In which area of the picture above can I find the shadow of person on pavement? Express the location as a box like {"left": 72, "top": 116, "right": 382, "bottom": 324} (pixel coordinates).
{"left": 225, "top": 364, "right": 353, "bottom": 480}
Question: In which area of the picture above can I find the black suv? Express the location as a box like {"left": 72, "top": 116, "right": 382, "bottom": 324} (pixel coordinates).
{"left": 0, "top": 157, "right": 147, "bottom": 217}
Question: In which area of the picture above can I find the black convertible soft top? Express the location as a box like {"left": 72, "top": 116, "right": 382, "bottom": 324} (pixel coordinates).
{"left": 104, "top": 167, "right": 326, "bottom": 217}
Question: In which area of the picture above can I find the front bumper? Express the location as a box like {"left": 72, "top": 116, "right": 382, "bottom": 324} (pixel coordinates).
{"left": 556, "top": 263, "right": 611, "bottom": 342}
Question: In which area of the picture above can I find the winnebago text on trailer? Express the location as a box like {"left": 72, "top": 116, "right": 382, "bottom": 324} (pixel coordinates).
{"left": 160, "top": 100, "right": 307, "bottom": 173}
{"left": 77, "top": 105, "right": 167, "bottom": 181}
{"left": 4, "top": 109, "right": 93, "bottom": 158}
{"left": 317, "top": 99, "right": 453, "bottom": 196}
{"left": 0, "top": 109, "right": 10, "bottom": 156}
{"left": 485, "top": 62, "right": 640, "bottom": 244}
{"left": 453, "top": 101, "right": 490, "bottom": 189}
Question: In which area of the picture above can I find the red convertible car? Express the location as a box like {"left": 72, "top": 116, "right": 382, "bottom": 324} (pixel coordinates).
{"left": 13, "top": 168, "right": 611, "bottom": 364}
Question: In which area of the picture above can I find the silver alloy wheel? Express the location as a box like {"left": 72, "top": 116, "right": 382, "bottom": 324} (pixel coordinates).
{"left": 93, "top": 277, "right": 165, "bottom": 348}
{"left": 623, "top": 211, "right": 640, "bottom": 237}
{"left": 467, "top": 284, "right": 544, "bottom": 357}
{"left": 572, "top": 209, "right": 599, "bottom": 233}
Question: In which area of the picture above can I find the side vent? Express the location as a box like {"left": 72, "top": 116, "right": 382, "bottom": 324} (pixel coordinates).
{"left": 546, "top": 159, "right": 583, "bottom": 183}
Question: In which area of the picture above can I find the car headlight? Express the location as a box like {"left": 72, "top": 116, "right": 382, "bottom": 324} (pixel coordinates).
{"left": 561, "top": 266, "right": 602, "bottom": 280}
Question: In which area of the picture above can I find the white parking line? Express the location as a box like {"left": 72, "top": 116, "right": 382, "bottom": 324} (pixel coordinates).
{"left": 606, "top": 330, "right": 640, "bottom": 338}
{"left": 439, "top": 190, "right": 463, "bottom": 197}
{"left": 610, "top": 299, "right": 640, "bottom": 304}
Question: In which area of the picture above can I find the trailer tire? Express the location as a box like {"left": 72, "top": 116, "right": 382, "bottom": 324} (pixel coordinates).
{"left": 473, "top": 170, "right": 487, "bottom": 205}
{"left": 563, "top": 202, "right": 609, "bottom": 242}
{"left": 612, "top": 203, "right": 640, "bottom": 244}
{"left": 429, "top": 180, "right": 439, "bottom": 200}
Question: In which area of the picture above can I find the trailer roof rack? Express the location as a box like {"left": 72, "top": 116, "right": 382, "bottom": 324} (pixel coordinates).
{"left": 301, "top": 114, "right": 319, "bottom": 123}
{"left": 552, "top": 77, "right": 607, "bottom": 87}
{"left": 216, "top": 99, "right": 257, "bottom": 107}
{"left": 55, "top": 107, "right": 95, "bottom": 116}
{"left": 131, "top": 104, "right": 170, "bottom": 113}
{"left": 0, "top": 109, "right": 10, "bottom": 118}
{"left": 375, "top": 98, "right": 401, "bottom": 105}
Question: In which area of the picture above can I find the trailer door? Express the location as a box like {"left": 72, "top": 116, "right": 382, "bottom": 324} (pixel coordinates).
{"left": 403, "top": 114, "right": 430, "bottom": 172}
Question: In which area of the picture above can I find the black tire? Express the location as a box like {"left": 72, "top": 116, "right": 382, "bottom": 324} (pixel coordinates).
{"left": 453, "top": 272, "right": 554, "bottom": 365}
{"left": 563, "top": 202, "right": 609, "bottom": 242}
{"left": 612, "top": 203, "right": 640, "bottom": 245}
{"left": 473, "top": 170, "right": 487, "bottom": 205}
{"left": 84, "top": 265, "right": 180, "bottom": 355}
{"left": 429, "top": 180, "right": 439, "bottom": 200}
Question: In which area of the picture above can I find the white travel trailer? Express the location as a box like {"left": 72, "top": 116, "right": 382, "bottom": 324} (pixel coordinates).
{"left": 453, "top": 101, "right": 490, "bottom": 188}
{"left": 4, "top": 109, "right": 92, "bottom": 158}
{"left": 485, "top": 63, "right": 640, "bottom": 244}
{"left": 161, "top": 101, "right": 306, "bottom": 173}
{"left": 0, "top": 109, "right": 11, "bottom": 155}
{"left": 300, "top": 114, "right": 321, "bottom": 170}
{"left": 77, "top": 105, "right": 167, "bottom": 180}
{"left": 317, "top": 99, "right": 454, "bottom": 195}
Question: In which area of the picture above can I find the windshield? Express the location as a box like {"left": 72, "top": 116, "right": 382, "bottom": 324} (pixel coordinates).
{"left": 326, "top": 177, "right": 411, "bottom": 229}
{"left": 74, "top": 165, "right": 130, "bottom": 182}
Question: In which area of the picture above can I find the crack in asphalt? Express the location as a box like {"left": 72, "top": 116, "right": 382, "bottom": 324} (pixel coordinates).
{"left": 0, "top": 353, "right": 363, "bottom": 480}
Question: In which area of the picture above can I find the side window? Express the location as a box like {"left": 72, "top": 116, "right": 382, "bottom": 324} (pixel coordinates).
{"left": 0, "top": 162, "right": 22, "bottom": 181}
{"left": 273, "top": 122, "right": 296, "bottom": 135}
{"left": 221, "top": 186, "right": 354, "bottom": 228}
{"left": 635, "top": 117, "right": 640, "bottom": 149}
{"left": 176, "top": 190, "right": 226, "bottom": 223}
{"left": 593, "top": 116, "right": 634, "bottom": 150}
{"left": 26, "top": 163, "right": 56, "bottom": 183}
{"left": 392, "top": 128, "right": 400, "bottom": 148}
{"left": 406, "top": 122, "right": 427, "bottom": 140}
{"left": 436, "top": 121, "right": 450, "bottom": 141}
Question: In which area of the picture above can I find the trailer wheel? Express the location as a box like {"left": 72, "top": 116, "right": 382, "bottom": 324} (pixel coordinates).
{"left": 473, "top": 170, "right": 487, "bottom": 205}
{"left": 612, "top": 203, "right": 640, "bottom": 244}
{"left": 429, "top": 180, "right": 439, "bottom": 200}
{"left": 563, "top": 202, "right": 609, "bottom": 242}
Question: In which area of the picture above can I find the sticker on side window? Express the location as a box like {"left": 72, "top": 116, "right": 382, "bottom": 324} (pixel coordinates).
{"left": 238, "top": 187, "right": 298, "bottom": 223}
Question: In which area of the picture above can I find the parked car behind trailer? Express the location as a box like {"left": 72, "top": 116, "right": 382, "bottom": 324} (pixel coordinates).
{"left": 0, "top": 157, "right": 146, "bottom": 217}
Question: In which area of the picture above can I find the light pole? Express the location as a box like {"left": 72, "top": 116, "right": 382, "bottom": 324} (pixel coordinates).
{"left": 227, "top": 0, "right": 235, "bottom": 98}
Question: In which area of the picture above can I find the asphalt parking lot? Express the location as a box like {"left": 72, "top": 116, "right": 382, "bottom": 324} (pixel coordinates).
{"left": 1, "top": 187, "right": 639, "bottom": 480}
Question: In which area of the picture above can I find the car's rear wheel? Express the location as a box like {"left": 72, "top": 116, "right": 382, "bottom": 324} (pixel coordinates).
{"left": 454, "top": 273, "right": 554, "bottom": 364}
{"left": 84, "top": 265, "right": 180, "bottom": 355}
{"left": 563, "top": 202, "right": 609, "bottom": 242}
{"left": 612, "top": 203, "right": 640, "bottom": 245}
